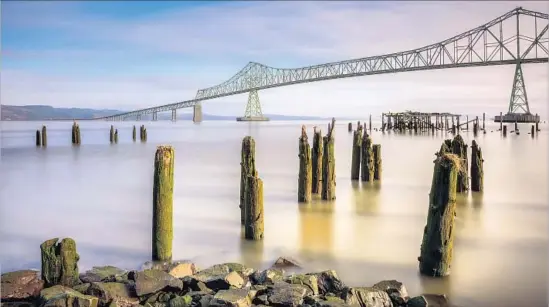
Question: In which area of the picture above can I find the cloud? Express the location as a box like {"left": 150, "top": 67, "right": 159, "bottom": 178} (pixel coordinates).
{"left": 1, "top": 1, "right": 547, "bottom": 117}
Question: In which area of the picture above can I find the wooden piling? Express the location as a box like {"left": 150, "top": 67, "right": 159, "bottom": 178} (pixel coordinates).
{"left": 499, "top": 112, "right": 503, "bottom": 131}
{"left": 418, "top": 153, "right": 459, "bottom": 277}
{"left": 348, "top": 122, "right": 352, "bottom": 132}
{"left": 41, "top": 126, "right": 47, "bottom": 147}
{"left": 482, "top": 113, "right": 485, "bottom": 131}
{"left": 321, "top": 118, "right": 336, "bottom": 200}
{"left": 240, "top": 136, "right": 256, "bottom": 225}
{"left": 451, "top": 135, "right": 469, "bottom": 192}
{"left": 369, "top": 114, "right": 372, "bottom": 132}
{"left": 75, "top": 125, "right": 81, "bottom": 145}
{"left": 312, "top": 127, "right": 323, "bottom": 195}
{"left": 361, "top": 134, "right": 374, "bottom": 182}
{"left": 503, "top": 125, "right": 507, "bottom": 136}
{"left": 351, "top": 124, "right": 363, "bottom": 180}
{"left": 244, "top": 173, "right": 264, "bottom": 240}
{"left": 143, "top": 128, "right": 148, "bottom": 142}
{"left": 298, "top": 126, "right": 312, "bottom": 203}
{"left": 36, "top": 130, "right": 42, "bottom": 147}
{"left": 373, "top": 144, "right": 382, "bottom": 181}
{"left": 40, "top": 238, "right": 80, "bottom": 287}
{"left": 114, "top": 129, "right": 119, "bottom": 143}
{"left": 71, "top": 123, "right": 77, "bottom": 144}
{"left": 110, "top": 125, "right": 115, "bottom": 143}
{"left": 531, "top": 125, "right": 535, "bottom": 136}
{"left": 471, "top": 140, "right": 484, "bottom": 192}
{"left": 152, "top": 145, "right": 174, "bottom": 261}
{"left": 133, "top": 125, "right": 137, "bottom": 141}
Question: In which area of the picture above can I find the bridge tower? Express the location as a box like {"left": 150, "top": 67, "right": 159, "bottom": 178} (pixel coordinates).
{"left": 236, "top": 90, "right": 269, "bottom": 122}
{"left": 193, "top": 103, "right": 202, "bottom": 123}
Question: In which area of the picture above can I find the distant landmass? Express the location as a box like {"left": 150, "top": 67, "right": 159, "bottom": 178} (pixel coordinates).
{"left": 0, "top": 105, "right": 327, "bottom": 121}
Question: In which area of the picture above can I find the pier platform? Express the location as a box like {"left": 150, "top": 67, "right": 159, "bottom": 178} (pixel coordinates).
{"left": 494, "top": 113, "right": 539, "bottom": 123}
{"left": 236, "top": 116, "right": 270, "bottom": 122}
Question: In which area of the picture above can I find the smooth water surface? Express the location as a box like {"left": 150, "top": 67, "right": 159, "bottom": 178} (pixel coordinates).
{"left": 1, "top": 120, "right": 547, "bottom": 307}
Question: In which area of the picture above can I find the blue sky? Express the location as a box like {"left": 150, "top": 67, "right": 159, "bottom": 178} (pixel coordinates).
{"left": 2, "top": 1, "right": 548, "bottom": 117}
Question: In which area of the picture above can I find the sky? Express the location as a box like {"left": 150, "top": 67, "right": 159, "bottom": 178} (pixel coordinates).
{"left": 1, "top": 1, "right": 548, "bottom": 117}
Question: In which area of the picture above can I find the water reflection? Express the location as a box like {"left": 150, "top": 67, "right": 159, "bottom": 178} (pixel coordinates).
{"left": 298, "top": 199, "right": 334, "bottom": 256}
{"left": 239, "top": 228, "right": 265, "bottom": 269}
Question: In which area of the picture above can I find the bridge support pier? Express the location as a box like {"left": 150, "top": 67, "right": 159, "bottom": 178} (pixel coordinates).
{"left": 136, "top": 114, "right": 141, "bottom": 121}
{"left": 152, "top": 112, "right": 158, "bottom": 121}
{"left": 193, "top": 103, "right": 203, "bottom": 123}
{"left": 494, "top": 62, "right": 539, "bottom": 123}
{"left": 171, "top": 109, "right": 177, "bottom": 122}
{"left": 237, "top": 90, "right": 269, "bottom": 122}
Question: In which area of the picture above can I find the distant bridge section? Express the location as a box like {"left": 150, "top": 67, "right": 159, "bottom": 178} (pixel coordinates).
{"left": 98, "top": 7, "right": 548, "bottom": 122}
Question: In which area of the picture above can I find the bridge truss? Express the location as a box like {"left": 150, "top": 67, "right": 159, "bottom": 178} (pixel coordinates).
{"left": 100, "top": 7, "right": 548, "bottom": 121}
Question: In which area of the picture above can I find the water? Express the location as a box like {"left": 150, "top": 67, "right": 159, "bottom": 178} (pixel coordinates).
{"left": 1, "top": 120, "right": 547, "bottom": 307}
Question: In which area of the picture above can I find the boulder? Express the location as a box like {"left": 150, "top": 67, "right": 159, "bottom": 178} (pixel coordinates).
{"left": 253, "top": 269, "right": 284, "bottom": 285}
{"left": 167, "top": 295, "right": 192, "bottom": 307}
{"left": 423, "top": 294, "right": 450, "bottom": 307}
{"left": 39, "top": 285, "right": 98, "bottom": 307}
{"left": 306, "top": 270, "right": 346, "bottom": 296}
{"left": 1, "top": 270, "right": 44, "bottom": 301}
{"left": 191, "top": 270, "right": 245, "bottom": 291}
{"left": 142, "top": 261, "right": 198, "bottom": 279}
{"left": 285, "top": 274, "right": 318, "bottom": 296}
{"left": 80, "top": 267, "right": 127, "bottom": 283}
{"left": 407, "top": 296, "right": 427, "bottom": 307}
{"left": 83, "top": 282, "right": 139, "bottom": 307}
{"left": 271, "top": 257, "right": 302, "bottom": 269}
{"left": 0, "top": 302, "right": 35, "bottom": 307}
{"left": 342, "top": 287, "right": 393, "bottom": 307}
{"left": 180, "top": 276, "right": 213, "bottom": 294}
{"left": 317, "top": 296, "right": 348, "bottom": 307}
{"left": 222, "top": 263, "right": 255, "bottom": 277}
{"left": 267, "top": 282, "right": 308, "bottom": 307}
{"left": 209, "top": 289, "right": 252, "bottom": 307}
{"left": 133, "top": 270, "right": 183, "bottom": 297}
{"left": 372, "top": 280, "right": 408, "bottom": 306}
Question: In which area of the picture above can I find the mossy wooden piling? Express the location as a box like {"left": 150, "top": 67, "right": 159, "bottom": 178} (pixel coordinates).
{"left": 298, "top": 126, "right": 312, "bottom": 203}
{"left": 76, "top": 125, "right": 81, "bottom": 145}
{"left": 351, "top": 124, "right": 363, "bottom": 180}
{"left": 140, "top": 125, "right": 148, "bottom": 142}
{"left": 133, "top": 125, "right": 137, "bottom": 141}
{"left": 114, "top": 129, "right": 119, "bottom": 143}
{"left": 72, "top": 122, "right": 81, "bottom": 145}
{"left": 312, "top": 127, "right": 323, "bottom": 195}
{"left": 321, "top": 118, "right": 336, "bottom": 200}
{"left": 361, "top": 133, "right": 374, "bottom": 182}
{"left": 152, "top": 145, "right": 174, "bottom": 261}
{"left": 240, "top": 136, "right": 256, "bottom": 225}
{"left": 471, "top": 140, "right": 484, "bottom": 192}
{"left": 244, "top": 172, "right": 264, "bottom": 240}
{"left": 451, "top": 135, "right": 469, "bottom": 192}
{"left": 36, "top": 130, "right": 42, "bottom": 147}
{"left": 110, "top": 125, "right": 115, "bottom": 143}
{"left": 41, "top": 126, "right": 48, "bottom": 147}
{"left": 373, "top": 144, "right": 382, "bottom": 181}
{"left": 40, "top": 238, "right": 80, "bottom": 287}
{"left": 418, "top": 153, "right": 459, "bottom": 277}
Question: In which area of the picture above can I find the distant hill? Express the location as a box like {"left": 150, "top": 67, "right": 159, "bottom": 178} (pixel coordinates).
{"left": 1, "top": 105, "right": 327, "bottom": 121}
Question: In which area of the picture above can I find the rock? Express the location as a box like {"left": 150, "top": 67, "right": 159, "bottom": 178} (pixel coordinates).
{"left": 181, "top": 276, "right": 213, "bottom": 294}
{"left": 142, "top": 261, "right": 198, "bottom": 279}
{"left": 342, "top": 287, "right": 392, "bottom": 307}
{"left": 1, "top": 270, "right": 44, "bottom": 301}
{"left": 192, "top": 271, "right": 245, "bottom": 291}
{"left": 80, "top": 267, "right": 127, "bottom": 283}
{"left": 267, "top": 282, "right": 308, "bottom": 307}
{"left": 73, "top": 283, "right": 92, "bottom": 294}
{"left": 167, "top": 263, "right": 197, "bottom": 279}
{"left": 423, "top": 294, "right": 450, "bottom": 307}
{"left": 372, "top": 280, "right": 408, "bottom": 306}
{"left": 168, "top": 295, "right": 192, "bottom": 307}
{"left": 223, "top": 263, "right": 255, "bottom": 277}
{"left": 254, "top": 269, "right": 284, "bottom": 285}
{"left": 306, "top": 271, "right": 346, "bottom": 296}
{"left": 252, "top": 294, "right": 269, "bottom": 305}
{"left": 197, "top": 294, "right": 213, "bottom": 307}
{"left": 209, "top": 289, "right": 252, "bottom": 307}
{"left": 407, "top": 296, "right": 427, "bottom": 307}
{"left": 195, "top": 264, "right": 230, "bottom": 277}
{"left": 285, "top": 274, "right": 318, "bottom": 296}
{"left": 271, "top": 257, "right": 302, "bottom": 269}
{"left": 40, "top": 285, "right": 98, "bottom": 307}
{"left": 134, "top": 270, "right": 183, "bottom": 297}
{"left": 317, "top": 296, "right": 348, "bottom": 307}
{"left": 84, "top": 282, "right": 139, "bottom": 307}
{"left": 141, "top": 291, "right": 174, "bottom": 306}
{"left": 1, "top": 301, "right": 37, "bottom": 307}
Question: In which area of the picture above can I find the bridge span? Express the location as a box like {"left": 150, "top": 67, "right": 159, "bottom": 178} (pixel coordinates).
{"left": 98, "top": 7, "right": 548, "bottom": 122}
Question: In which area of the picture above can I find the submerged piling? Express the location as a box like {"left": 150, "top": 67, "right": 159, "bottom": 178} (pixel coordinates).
{"left": 244, "top": 172, "right": 264, "bottom": 240}
{"left": 348, "top": 122, "right": 352, "bottom": 132}
{"left": 312, "top": 127, "right": 323, "bottom": 195}
{"left": 110, "top": 125, "right": 115, "bottom": 143}
{"left": 503, "top": 125, "right": 507, "bottom": 136}
{"left": 351, "top": 124, "right": 363, "bottom": 180}
{"left": 133, "top": 125, "right": 137, "bottom": 141}
{"left": 418, "top": 153, "right": 459, "bottom": 277}
{"left": 114, "top": 129, "right": 119, "bottom": 143}
{"left": 373, "top": 144, "right": 382, "bottom": 181}
{"left": 40, "top": 238, "right": 80, "bottom": 287}
{"left": 240, "top": 136, "right": 256, "bottom": 225}
{"left": 322, "top": 118, "right": 336, "bottom": 200}
{"left": 71, "top": 123, "right": 77, "bottom": 144}
{"left": 451, "top": 135, "right": 469, "bottom": 192}
{"left": 298, "top": 126, "right": 312, "bottom": 203}
{"left": 471, "top": 140, "right": 484, "bottom": 192}
{"left": 152, "top": 145, "right": 174, "bottom": 261}
{"left": 41, "top": 126, "right": 47, "bottom": 147}
{"left": 36, "top": 130, "right": 42, "bottom": 147}
{"left": 361, "top": 133, "right": 374, "bottom": 182}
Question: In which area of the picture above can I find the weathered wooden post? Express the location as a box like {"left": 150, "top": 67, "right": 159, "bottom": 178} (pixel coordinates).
{"left": 322, "top": 118, "right": 336, "bottom": 200}
{"left": 451, "top": 135, "right": 469, "bottom": 192}
{"left": 140, "top": 125, "right": 144, "bottom": 141}
{"left": 240, "top": 136, "right": 256, "bottom": 225}
{"left": 143, "top": 128, "right": 148, "bottom": 141}
{"left": 152, "top": 146, "right": 174, "bottom": 261}
{"left": 298, "top": 126, "right": 312, "bottom": 203}
{"left": 503, "top": 125, "right": 507, "bottom": 136}
{"left": 471, "top": 140, "right": 484, "bottom": 192}
{"left": 40, "top": 238, "right": 80, "bottom": 287}
{"left": 466, "top": 115, "right": 469, "bottom": 131}
{"left": 499, "top": 112, "right": 503, "bottom": 131}
{"left": 418, "top": 153, "right": 459, "bottom": 277}
{"left": 536, "top": 114, "right": 539, "bottom": 131}
{"left": 482, "top": 113, "right": 486, "bottom": 131}
{"left": 110, "top": 125, "right": 115, "bottom": 143}
{"left": 373, "top": 144, "right": 382, "bottom": 180}
{"left": 114, "top": 129, "right": 119, "bottom": 143}
{"left": 351, "top": 124, "right": 363, "bottom": 180}
{"left": 361, "top": 133, "right": 374, "bottom": 182}
{"left": 41, "top": 126, "right": 47, "bottom": 147}
{"left": 369, "top": 114, "right": 372, "bottom": 132}
{"left": 312, "top": 127, "right": 323, "bottom": 195}
{"left": 36, "top": 130, "right": 42, "bottom": 147}
{"left": 71, "top": 122, "right": 77, "bottom": 144}
{"left": 348, "top": 122, "right": 352, "bottom": 132}
{"left": 245, "top": 172, "right": 264, "bottom": 240}
{"left": 75, "top": 124, "right": 81, "bottom": 145}
{"left": 531, "top": 125, "right": 535, "bottom": 136}
{"left": 133, "top": 125, "right": 137, "bottom": 141}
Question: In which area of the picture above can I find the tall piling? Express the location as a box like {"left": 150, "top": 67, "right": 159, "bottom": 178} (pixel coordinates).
{"left": 36, "top": 130, "right": 42, "bottom": 147}
{"left": 418, "top": 153, "right": 459, "bottom": 277}
{"left": 351, "top": 124, "right": 363, "bottom": 180}
{"left": 71, "top": 123, "right": 77, "bottom": 144}
{"left": 515, "top": 121, "right": 518, "bottom": 132}
{"left": 503, "top": 125, "right": 507, "bottom": 136}
{"left": 369, "top": 114, "right": 372, "bottom": 132}
{"left": 451, "top": 135, "right": 469, "bottom": 192}
{"left": 41, "top": 126, "right": 47, "bottom": 147}
{"left": 133, "top": 125, "right": 137, "bottom": 141}
{"left": 244, "top": 172, "right": 264, "bottom": 240}
{"left": 240, "top": 136, "right": 256, "bottom": 225}
{"left": 75, "top": 124, "right": 81, "bottom": 145}
{"left": 361, "top": 134, "right": 374, "bottom": 182}
{"left": 152, "top": 146, "right": 174, "bottom": 261}
{"left": 373, "top": 144, "right": 382, "bottom": 181}
{"left": 40, "top": 238, "right": 80, "bottom": 287}
{"left": 114, "top": 129, "right": 119, "bottom": 143}
{"left": 321, "top": 118, "right": 336, "bottom": 200}
{"left": 110, "top": 125, "right": 115, "bottom": 143}
{"left": 298, "top": 126, "right": 312, "bottom": 203}
{"left": 312, "top": 127, "right": 323, "bottom": 195}
{"left": 471, "top": 140, "right": 484, "bottom": 192}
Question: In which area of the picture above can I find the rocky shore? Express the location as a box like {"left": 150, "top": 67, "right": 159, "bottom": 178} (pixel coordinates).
{"left": 1, "top": 257, "right": 449, "bottom": 307}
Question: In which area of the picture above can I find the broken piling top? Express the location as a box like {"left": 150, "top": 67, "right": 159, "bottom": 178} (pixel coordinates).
{"left": 471, "top": 140, "right": 484, "bottom": 192}
{"left": 240, "top": 136, "right": 257, "bottom": 225}
{"left": 327, "top": 117, "right": 336, "bottom": 138}
{"left": 451, "top": 134, "right": 469, "bottom": 192}
{"left": 298, "top": 126, "right": 312, "bottom": 203}
{"left": 244, "top": 173, "right": 264, "bottom": 240}
{"left": 311, "top": 127, "right": 323, "bottom": 195}
{"left": 152, "top": 145, "right": 175, "bottom": 261}
{"left": 300, "top": 125, "right": 308, "bottom": 141}
{"left": 40, "top": 237, "right": 80, "bottom": 287}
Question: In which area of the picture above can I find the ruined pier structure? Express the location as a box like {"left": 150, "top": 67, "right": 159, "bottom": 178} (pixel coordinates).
{"left": 381, "top": 111, "right": 486, "bottom": 134}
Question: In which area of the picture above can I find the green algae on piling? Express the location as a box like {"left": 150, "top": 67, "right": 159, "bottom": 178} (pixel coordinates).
{"left": 350, "top": 124, "right": 363, "bottom": 181}
{"left": 321, "top": 118, "right": 336, "bottom": 201}
{"left": 311, "top": 127, "right": 323, "bottom": 195}
{"left": 240, "top": 136, "right": 256, "bottom": 225}
{"left": 360, "top": 133, "right": 374, "bottom": 182}
{"left": 40, "top": 238, "right": 80, "bottom": 287}
{"left": 298, "top": 126, "right": 312, "bottom": 203}
{"left": 471, "top": 140, "right": 484, "bottom": 192}
{"left": 152, "top": 146, "right": 175, "bottom": 261}
{"left": 373, "top": 144, "right": 382, "bottom": 181}
{"left": 244, "top": 172, "right": 264, "bottom": 240}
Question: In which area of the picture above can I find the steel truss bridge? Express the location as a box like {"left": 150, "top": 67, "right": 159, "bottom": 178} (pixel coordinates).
{"left": 99, "top": 7, "right": 548, "bottom": 122}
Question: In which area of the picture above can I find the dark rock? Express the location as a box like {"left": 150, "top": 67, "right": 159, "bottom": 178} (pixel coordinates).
{"left": 134, "top": 270, "right": 184, "bottom": 297}
{"left": 197, "top": 294, "right": 213, "bottom": 307}
{"left": 306, "top": 271, "right": 345, "bottom": 296}
{"left": 271, "top": 257, "right": 302, "bottom": 270}
{"left": 1, "top": 270, "right": 44, "bottom": 302}
{"left": 252, "top": 294, "right": 269, "bottom": 305}
{"left": 40, "top": 285, "right": 98, "bottom": 307}
{"left": 267, "top": 282, "right": 307, "bottom": 307}
{"left": 141, "top": 291, "right": 174, "bottom": 306}
{"left": 181, "top": 276, "right": 212, "bottom": 293}
{"left": 0, "top": 302, "right": 35, "bottom": 307}
{"left": 191, "top": 271, "right": 245, "bottom": 291}
{"left": 285, "top": 274, "right": 318, "bottom": 296}
{"left": 372, "top": 280, "right": 408, "bottom": 306}
{"left": 317, "top": 296, "right": 348, "bottom": 307}
{"left": 342, "top": 287, "right": 392, "bottom": 307}
{"left": 84, "top": 282, "right": 138, "bottom": 307}
{"left": 223, "top": 263, "right": 255, "bottom": 277}
{"left": 423, "top": 294, "right": 450, "bottom": 307}
{"left": 407, "top": 296, "right": 427, "bottom": 307}
{"left": 167, "top": 295, "right": 192, "bottom": 307}
{"left": 80, "top": 267, "right": 127, "bottom": 284}
{"left": 209, "top": 289, "right": 252, "bottom": 307}
{"left": 142, "top": 261, "right": 198, "bottom": 279}
{"left": 73, "top": 283, "right": 92, "bottom": 294}
{"left": 253, "top": 269, "right": 284, "bottom": 285}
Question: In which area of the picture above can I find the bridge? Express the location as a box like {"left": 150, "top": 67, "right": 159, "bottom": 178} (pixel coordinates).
{"left": 98, "top": 7, "right": 548, "bottom": 122}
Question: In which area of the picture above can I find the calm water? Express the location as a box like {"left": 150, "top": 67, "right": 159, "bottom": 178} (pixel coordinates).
{"left": 0, "top": 120, "right": 547, "bottom": 307}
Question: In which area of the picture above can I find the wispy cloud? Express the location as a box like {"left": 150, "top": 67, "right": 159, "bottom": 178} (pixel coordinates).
{"left": 1, "top": 1, "right": 547, "bottom": 116}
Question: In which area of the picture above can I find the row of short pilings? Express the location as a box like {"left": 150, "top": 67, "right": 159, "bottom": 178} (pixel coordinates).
{"left": 35, "top": 126, "right": 47, "bottom": 147}
{"left": 349, "top": 124, "right": 382, "bottom": 182}
{"left": 109, "top": 125, "right": 119, "bottom": 144}
{"left": 140, "top": 125, "right": 148, "bottom": 142}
